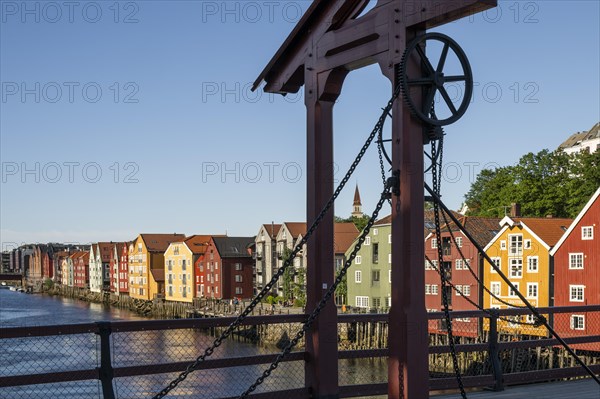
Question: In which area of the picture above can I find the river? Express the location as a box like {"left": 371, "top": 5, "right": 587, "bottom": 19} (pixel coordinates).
{"left": 0, "top": 289, "right": 387, "bottom": 399}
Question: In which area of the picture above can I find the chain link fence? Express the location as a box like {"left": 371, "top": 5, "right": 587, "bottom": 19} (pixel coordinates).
{"left": 2, "top": 307, "right": 599, "bottom": 399}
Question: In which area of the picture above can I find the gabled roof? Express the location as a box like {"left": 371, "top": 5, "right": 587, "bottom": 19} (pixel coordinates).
{"left": 484, "top": 216, "right": 573, "bottom": 251}
{"left": 374, "top": 210, "right": 462, "bottom": 237}
{"left": 550, "top": 187, "right": 600, "bottom": 255}
{"left": 140, "top": 234, "right": 186, "bottom": 252}
{"left": 261, "top": 223, "right": 282, "bottom": 239}
{"left": 425, "top": 216, "right": 502, "bottom": 248}
{"left": 97, "top": 242, "right": 113, "bottom": 259}
{"left": 284, "top": 222, "right": 307, "bottom": 238}
{"left": 558, "top": 122, "right": 600, "bottom": 149}
{"left": 183, "top": 235, "right": 218, "bottom": 255}
{"left": 213, "top": 237, "right": 255, "bottom": 258}
{"left": 150, "top": 269, "right": 164, "bottom": 282}
{"left": 334, "top": 222, "right": 359, "bottom": 254}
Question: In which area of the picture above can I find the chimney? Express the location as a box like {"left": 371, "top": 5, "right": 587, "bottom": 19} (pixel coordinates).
{"left": 510, "top": 203, "right": 521, "bottom": 218}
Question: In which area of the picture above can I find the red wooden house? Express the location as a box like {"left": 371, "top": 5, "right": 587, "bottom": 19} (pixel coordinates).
{"left": 550, "top": 188, "right": 600, "bottom": 351}
{"left": 73, "top": 251, "right": 90, "bottom": 289}
{"left": 42, "top": 249, "right": 53, "bottom": 280}
{"left": 424, "top": 216, "right": 501, "bottom": 339}
{"left": 198, "top": 237, "right": 255, "bottom": 300}
{"left": 118, "top": 242, "right": 130, "bottom": 294}
{"left": 110, "top": 242, "right": 130, "bottom": 294}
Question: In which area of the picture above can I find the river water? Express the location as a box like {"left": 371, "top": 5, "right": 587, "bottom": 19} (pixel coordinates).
{"left": 0, "top": 289, "right": 387, "bottom": 399}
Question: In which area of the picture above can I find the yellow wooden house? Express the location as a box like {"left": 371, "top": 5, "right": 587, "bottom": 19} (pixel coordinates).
{"left": 164, "top": 235, "right": 213, "bottom": 303}
{"left": 483, "top": 216, "right": 572, "bottom": 336}
{"left": 129, "top": 233, "right": 185, "bottom": 300}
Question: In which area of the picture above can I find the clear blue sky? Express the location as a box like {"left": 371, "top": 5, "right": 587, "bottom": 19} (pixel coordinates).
{"left": 1, "top": 0, "right": 599, "bottom": 248}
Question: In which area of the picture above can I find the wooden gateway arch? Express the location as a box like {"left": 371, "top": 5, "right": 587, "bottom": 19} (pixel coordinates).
{"left": 253, "top": 1, "right": 496, "bottom": 398}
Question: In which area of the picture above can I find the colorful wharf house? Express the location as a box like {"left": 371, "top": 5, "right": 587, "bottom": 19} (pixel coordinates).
{"left": 64, "top": 252, "right": 75, "bottom": 287}
{"left": 198, "top": 236, "right": 255, "bottom": 300}
{"left": 73, "top": 251, "right": 90, "bottom": 289}
{"left": 164, "top": 235, "right": 213, "bottom": 303}
{"left": 275, "top": 223, "right": 307, "bottom": 297}
{"left": 254, "top": 223, "right": 282, "bottom": 296}
{"left": 550, "top": 188, "right": 600, "bottom": 350}
{"left": 129, "top": 234, "right": 185, "bottom": 300}
{"left": 110, "top": 242, "right": 130, "bottom": 295}
{"left": 89, "top": 243, "right": 113, "bottom": 293}
{"left": 424, "top": 217, "right": 501, "bottom": 339}
{"left": 483, "top": 216, "right": 573, "bottom": 337}
{"left": 347, "top": 211, "right": 458, "bottom": 310}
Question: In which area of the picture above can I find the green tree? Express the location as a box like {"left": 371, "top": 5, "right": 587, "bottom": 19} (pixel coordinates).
{"left": 281, "top": 247, "right": 295, "bottom": 301}
{"left": 293, "top": 265, "right": 306, "bottom": 307}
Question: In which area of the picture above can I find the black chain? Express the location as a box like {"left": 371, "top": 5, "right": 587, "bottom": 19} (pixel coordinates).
{"left": 431, "top": 138, "right": 467, "bottom": 399}
{"left": 152, "top": 85, "right": 403, "bottom": 399}
{"left": 238, "top": 186, "right": 392, "bottom": 398}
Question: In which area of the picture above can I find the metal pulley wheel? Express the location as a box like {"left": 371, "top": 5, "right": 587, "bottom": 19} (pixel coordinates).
{"left": 400, "top": 32, "right": 474, "bottom": 127}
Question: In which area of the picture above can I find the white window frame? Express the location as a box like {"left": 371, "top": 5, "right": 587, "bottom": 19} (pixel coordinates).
{"left": 569, "top": 253, "right": 584, "bottom": 270}
{"left": 526, "top": 282, "right": 538, "bottom": 299}
{"left": 364, "top": 236, "right": 371, "bottom": 246}
{"left": 431, "top": 284, "right": 439, "bottom": 295}
{"left": 570, "top": 315, "right": 585, "bottom": 330}
{"left": 373, "top": 228, "right": 378, "bottom": 236}
{"left": 356, "top": 296, "right": 369, "bottom": 308}
{"left": 509, "top": 258, "right": 523, "bottom": 278}
{"left": 500, "top": 240, "right": 507, "bottom": 250}
{"left": 431, "top": 238, "right": 437, "bottom": 249}
{"left": 508, "top": 282, "right": 520, "bottom": 298}
{"left": 463, "top": 285, "right": 471, "bottom": 297}
{"left": 388, "top": 253, "right": 392, "bottom": 264}
{"left": 425, "top": 284, "right": 431, "bottom": 295}
{"left": 581, "top": 226, "right": 593, "bottom": 240}
{"left": 355, "top": 255, "right": 362, "bottom": 265}
{"left": 455, "top": 237, "right": 463, "bottom": 248}
{"left": 508, "top": 234, "right": 523, "bottom": 256}
{"left": 455, "top": 259, "right": 463, "bottom": 270}
{"left": 455, "top": 285, "right": 462, "bottom": 296}
{"left": 355, "top": 270, "right": 362, "bottom": 283}
{"left": 388, "top": 234, "right": 392, "bottom": 244}
{"left": 388, "top": 270, "right": 392, "bottom": 283}
{"left": 570, "top": 285, "right": 585, "bottom": 302}
{"left": 527, "top": 256, "right": 539, "bottom": 273}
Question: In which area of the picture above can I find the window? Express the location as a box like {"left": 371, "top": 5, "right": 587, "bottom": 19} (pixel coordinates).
{"left": 500, "top": 240, "right": 507, "bottom": 250}
{"left": 215, "top": 286, "right": 219, "bottom": 294}
{"left": 490, "top": 257, "right": 501, "bottom": 273}
{"left": 570, "top": 285, "right": 584, "bottom": 302}
{"left": 456, "top": 237, "right": 463, "bottom": 248}
{"left": 527, "top": 256, "right": 539, "bottom": 273}
{"left": 425, "top": 260, "right": 435, "bottom": 270}
{"left": 215, "top": 262, "right": 219, "bottom": 269}
{"left": 235, "top": 275, "right": 243, "bottom": 282}
{"left": 509, "top": 283, "right": 520, "bottom": 297}
{"left": 509, "top": 258, "right": 523, "bottom": 278}
{"left": 372, "top": 243, "right": 379, "bottom": 263}
{"left": 388, "top": 253, "right": 392, "bottom": 264}
{"left": 431, "top": 284, "right": 439, "bottom": 295}
{"left": 388, "top": 234, "right": 392, "bottom": 244}
{"left": 372, "top": 297, "right": 381, "bottom": 308}
{"left": 388, "top": 270, "right": 392, "bottom": 283}
{"left": 455, "top": 259, "right": 463, "bottom": 270}
{"left": 235, "top": 263, "right": 242, "bottom": 271}
{"left": 355, "top": 255, "right": 362, "bottom": 265}
{"left": 582, "top": 226, "right": 593, "bottom": 240}
{"left": 174, "top": 246, "right": 179, "bottom": 255}
{"left": 235, "top": 287, "right": 243, "bottom": 295}
{"left": 431, "top": 238, "right": 437, "bottom": 249}
{"left": 215, "top": 273, "right": 219, "bottom": 282}
{"left": 524, "top": 239, "right": 532, "bottom": 249}
{"left": 569, "top": 253, "right": 584, "bottom": 269}
{"left": 455, "top": 285, "right": 462, "bottom": 296}
{"left": 373, "top": 228, "right": 378, "bottom": 236}
{"left": 527, "top": 283, "right": 538, "bottom": 299}
{"left": 508, "top": 235, "right": 523, "bottom": 256}
{"left": 365, "top": 236, "right": 371, "bottom": 246}
{"left": 571, "top": 315, "right": 585, "bottom": 330}
{"left": 425, "top": 284, "right": 432, "bottom": 295}
{"left": 386, "top": 296, "right": 392, "bottom": 308}
{"left": 182, "top": 259, "right": 186, "bottom": 270}
{"left": 526, "top": 314, "right": 535, "bottom": 324}
{"left": 356, "top": 296, "right": 369, "bottom": 308}
{"left": 355, "top": 270, "right": 362, "bottom": 283}
{"left": 372, "top": 270, "right": 380, "bottom": 283}
{"left": 463, "top": 285, "right": 471, "bottom": 296}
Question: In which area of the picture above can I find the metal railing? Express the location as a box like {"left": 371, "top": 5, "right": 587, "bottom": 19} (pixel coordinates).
{"left": 1, "top": 306, "right": 599, "bottom": 398}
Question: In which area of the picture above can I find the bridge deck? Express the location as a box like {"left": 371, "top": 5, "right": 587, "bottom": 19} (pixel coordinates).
{"left": 432, "top": 379, "right": 599, "bottom": 398}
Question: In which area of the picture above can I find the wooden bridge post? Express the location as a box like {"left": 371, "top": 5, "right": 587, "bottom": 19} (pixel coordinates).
{"left": 487, "top": 309, "right": 504, "bottom": 391}
{"left": 96, "top": 322, "right": 116, "bottom": 399}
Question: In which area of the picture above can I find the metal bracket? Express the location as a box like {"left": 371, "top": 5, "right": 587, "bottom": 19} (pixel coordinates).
{"left": 386, "top": 170, "right": 401, "bottom": 197}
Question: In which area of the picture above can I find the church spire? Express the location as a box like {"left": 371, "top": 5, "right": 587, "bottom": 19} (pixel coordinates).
{"left": 352, "top": 185, "right": 363, "bottom": 217}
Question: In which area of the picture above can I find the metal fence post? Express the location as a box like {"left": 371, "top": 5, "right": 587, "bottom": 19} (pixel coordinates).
{"left": 487, "top": 310, "right": 504, "bottom": 391}
{"left": 96, "top": 322, "right": 116, "bottom": 399}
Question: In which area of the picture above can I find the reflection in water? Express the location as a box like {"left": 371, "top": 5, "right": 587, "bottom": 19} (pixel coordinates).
{"left": 1, "top": 290, "right": 389, "bottom": 398}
